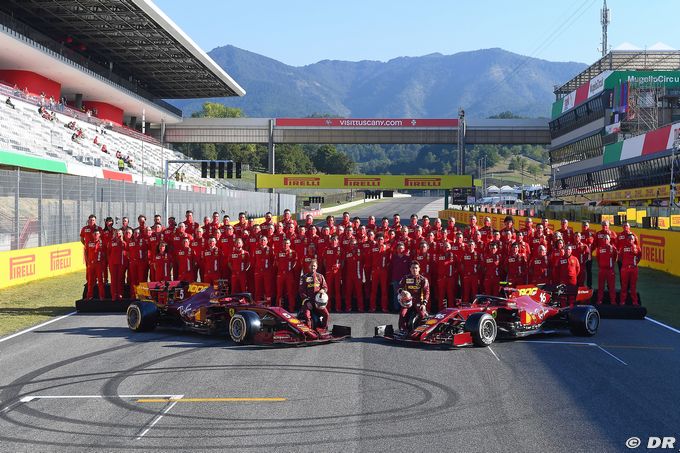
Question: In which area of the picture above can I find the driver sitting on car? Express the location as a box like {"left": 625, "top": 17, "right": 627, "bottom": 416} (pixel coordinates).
{"left": 298, "top": 260, "right": 330, "bottom": 329}
{"left": 398, "top": 261, "right": 430, "bottom": 332}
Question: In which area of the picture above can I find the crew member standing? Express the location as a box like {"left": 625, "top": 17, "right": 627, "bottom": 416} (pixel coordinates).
{"left": 370, "top": 234, "right": 391, "bottom": 312}
{"left": 481, "top": 242, "right": 502, "bottom": 297}
{"left": 275, "top": 239, "right": 299, "bottom": 311}
{"left": 253, "top": 236, "right": 274, "bottom": 304}
{"left": 459, "top": 240, "right": 480, "bottom": 304}
{"left": 596, "top": 235, "right": 618, "bottom": 305}
{"left": 85, "top": 230, "right": 106, "bottom": 299}
{"left": 619, "top": 234, "right": 641, "bottom": 305}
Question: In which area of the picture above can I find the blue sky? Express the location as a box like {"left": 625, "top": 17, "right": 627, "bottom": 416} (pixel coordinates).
{"left": 155, "top": 0, "right": 677, "bottom": 67}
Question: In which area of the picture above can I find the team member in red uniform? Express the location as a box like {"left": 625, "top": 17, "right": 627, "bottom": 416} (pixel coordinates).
{"left": 152, "top": 242, "right": 173, "bottom": 282}
{"left": 229, "top": 238, "right": 250, "bottom": 294}
{"left": 619, "top": 234, "right": 641, "bottom": 305}
{"left": 529, "top": 224, "right": 548, "bottom": 257}
{"left": 421, "top": 215, "right": 432, "bottom": 236}
{"left": 447, "top": 216, "right": 460, "bottom": 241}
{"left": 366, "top": 215, "right": 377, "bottom": 231}
{"left": 370, "top": 234, "right": 392, "bottom": 312}
{"left": 281, "top": 209, "right": 297, "bottom": 229}
{"left": 253, "top": 236, "right": 274, "bottom": 304}
{"left": 479, "top": 217, "right": 493, "bottom": 245}
{"left": 398, "top": 261, "right": 430, "bottom": 331}
{"left": 572, "top": 232, "right": 591, "bottom": 286}
{"left": 147, "top": 224, "right": 163, "bottom": 280}
{"left": 152, "top": 214, "right": 164, "bottom": 230}
{"left": 260, "top": 212, "right": 273, "bottom": 229}
{"left": 208, "top": 212, "right": 221, "bottom": 237}
{"left": 481, "top": 242, "right": 502, "bottom": 297}
{"left": 558, "top": 245, "right": 578, "bottom": 285}
{"left": 464, "top": 215, "right": 479, "bottom": 240}
{"left": 126, "top": 230, "right": 144, "bottom": 296}
{"left": 100, "top": 217, "right": 116, "bottom": 284}
{"left": 541, "top": 218, "right": 554, "bottom": 242}
{"left": 580, "top": 221, "right": 596, "bottom": 287}
{"left": 232, "top": 212, "right": 248, "bottom": 238}
{"left": 120, "top": 217, "right": 131, "bottom": 234}
{"left": 137, "top": 227, "right": 151, "bottom": 285}
{"left": 322, "top": 236, "right": 343, "bottom": 311}
{"left": 292, "top": 227, "right": 307, "bottom": 271}
{"left": 271, "top": 223, "right": 286, "bottom": 254}
{"left": 558, "top": 219, "right": 575, "bottom": 246}
{"left": 414, "top": 241, "right": 433, "bottom": 287}
{"left": 134, "top": 215, "right": 147, "bottom": 235}
{"left": 500, "top": 216, "right": 516, "bottom": 240}
{"left": 121, "top": 228, "right": 133, "bottom": 289}
{"left": 80, "top": 214, "right": 102, "bottom": 274}
{"left": 107, "top": 230, "right": 125, "bottom": 300}
{"left": 85, "top": 230, "right": 106, "bottom": 299}
{"left": 435, "top": 241, "right": 458, "bottom": 306}
{"left": 596, "top": 234, "right": 618, "bottom": 305}
{"left": 340, "top": 227, "right": 355, "bottom": 255}
{"left": 344, "top": 239, "right": 364, "bottom": 312}
{"left": 407, "top": 214, "right": 419, "bottom": 234}
{"left": 451, "top": 232, "right": 466, "bottom": 261}
{"left": 302, "top": 242, "right": 319, "bottom": 275}
{"left": 557, "top": 245, "right": 580, "bottom": 304}
{"left": 515, "top": 231, "right": 531, "bottom": 258}
{"left": 616, "top": 222, "right": 638, "bottom": 284}
{"left": 548, "top": 239, "right": 566, "bottom": 283}
{"left": 299, "top": 260, "right": 330, "bottom": 328}
{"left": 275, "top": 238, "right": 299, "bottom": 311}
{"left": 505, "top": 243, "right": 528, "bottom": 285}
{"left": 430, "top": 218, "right": 446, "bottom": 243}
{"left": 360, "top": 230, "right": 376, "bottom": 300}
{"left": 459, "top": 240, "right": 480, "bottom": 304}
{"left": 595, "top": 220, "right": 617, "bottom": 247}
{"left": 339, "top": 212, "right": 352, "bottom": 229}
{"left": 176, "top": 237, "right": 197, "bottom": 282}
{"left": 529, "top": 245, "right": 550, "bottom": 285}
{"left": 172, "top": 223, "right": 193, "bottom": 278}
{"left": 391, "top": 214, "right": 403, "bottom": 232}
{"left": 247, "top": 225, "right": 261, "bottom": 256}
{"left": 162, "top": 217, "right": 177, "bottom": 246}
{"left": 183, "top": 210, "right": 200, "bottom": 237}
{"left": 315, "top": 226, "right": 331, "bottom": 261}
{"left": 189, "top": 228, "right": 206, "bottom": 281}
{"left": 522, "top": 218, "right": 535, "bottom": 240}
{"left": 202, "top": 238, "right": 221, "bottom": 285}
{"left": 218, "top": 225, "right": 236, "bottom": 280}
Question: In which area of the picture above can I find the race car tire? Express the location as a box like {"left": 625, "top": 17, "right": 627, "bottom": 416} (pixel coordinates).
{"left": 464, "top": 312, "right": 497, "bottom": 347}
{"left": 126, "top": 301, "right": 158, "bottom": 332}
{"left": 229, "top": 310, "right": 261, "bottom": 344}
{"left": 405, "top": 310, "right": 420, "bottom": 332}
{"left": 568, "top": 305, "right": 599, "bottom": 336}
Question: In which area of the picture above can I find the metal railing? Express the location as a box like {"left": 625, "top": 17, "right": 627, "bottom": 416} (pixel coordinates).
{"left": 0, "top": 168, "right": 296, "bottom": 251}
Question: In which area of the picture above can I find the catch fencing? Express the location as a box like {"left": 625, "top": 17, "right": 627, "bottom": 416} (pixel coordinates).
{"left": 0, "top": 168, "right": 295, "bottom": 251}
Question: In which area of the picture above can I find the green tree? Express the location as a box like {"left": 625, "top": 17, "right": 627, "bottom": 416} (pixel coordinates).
{"left": 312, "top": 144, "right": 356, "bottom": 174}
{"left": 276, "top": 144, "right": 314, "bottom": 174}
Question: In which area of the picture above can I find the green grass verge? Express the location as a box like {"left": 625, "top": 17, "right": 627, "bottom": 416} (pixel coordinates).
{"left": 0, "top": 272, "right": 83, "bottom": 337}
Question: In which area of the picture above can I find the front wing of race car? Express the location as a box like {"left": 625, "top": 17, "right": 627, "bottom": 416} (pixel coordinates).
{"left": 374, "top": 324, "right": 474, "bottom": 347}
{"left": 258, "top": 324, "right": 352, "bottom": 346}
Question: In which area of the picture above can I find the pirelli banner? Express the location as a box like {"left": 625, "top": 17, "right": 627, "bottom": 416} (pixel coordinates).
{"left": 439, "top": 209, "right": 680, "bottom": 278}
{"left": 0, "top": 242, "right": 86, "bottom": 289}
{"left": 256, "top": 174, "right": 472, "bottom": 190}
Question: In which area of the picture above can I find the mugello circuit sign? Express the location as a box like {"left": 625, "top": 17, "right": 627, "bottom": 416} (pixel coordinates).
{"left": 256, "top": 174, "right": 472, "bottom": 190}
{"left": 275, "top": 118, "right": 459, "bottom": 128}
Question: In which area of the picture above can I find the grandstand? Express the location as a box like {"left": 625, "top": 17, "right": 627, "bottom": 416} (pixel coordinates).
{"left": 549, "top": 49, "right": 680, "bottom": 203}
{"left": 0, "top": 0, "right": 245, "bottom": 189}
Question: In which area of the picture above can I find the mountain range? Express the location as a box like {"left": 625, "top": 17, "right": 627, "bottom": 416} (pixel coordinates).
{"left": 170, "top": 45, "right": 587, "bottom": 119}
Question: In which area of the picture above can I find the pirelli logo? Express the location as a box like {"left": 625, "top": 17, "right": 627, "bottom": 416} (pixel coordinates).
{"left": 50, "top": 249, "right": 72, "bottom": 271}
{"left": 640, "top": 234, "right": 665, "bottom": 264}
{"left": 404, "top": 177, "right": 442, "bottom": 187}
{"left": 283, "top": 177, "right": 320, "bottom": 187}
{"left": 9, "top": 255, "right": 35, "bottom": 280}
{"left": 343, "top": 177, "right": 381, "bottom": 187}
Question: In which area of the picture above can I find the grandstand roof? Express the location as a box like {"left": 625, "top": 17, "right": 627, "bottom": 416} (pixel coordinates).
{"left": 0, "top": 0, "right": 245, "bottom": 99}
{"left": 554, "top": 50, "right": 680, "bottom": 98}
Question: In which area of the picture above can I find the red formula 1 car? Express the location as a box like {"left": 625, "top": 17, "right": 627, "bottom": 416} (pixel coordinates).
{"left": 375, "top": 284, "right": 599, "bottom": 348}
{"left": 126, "top": 281, "right": 350, "bottom": 346}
